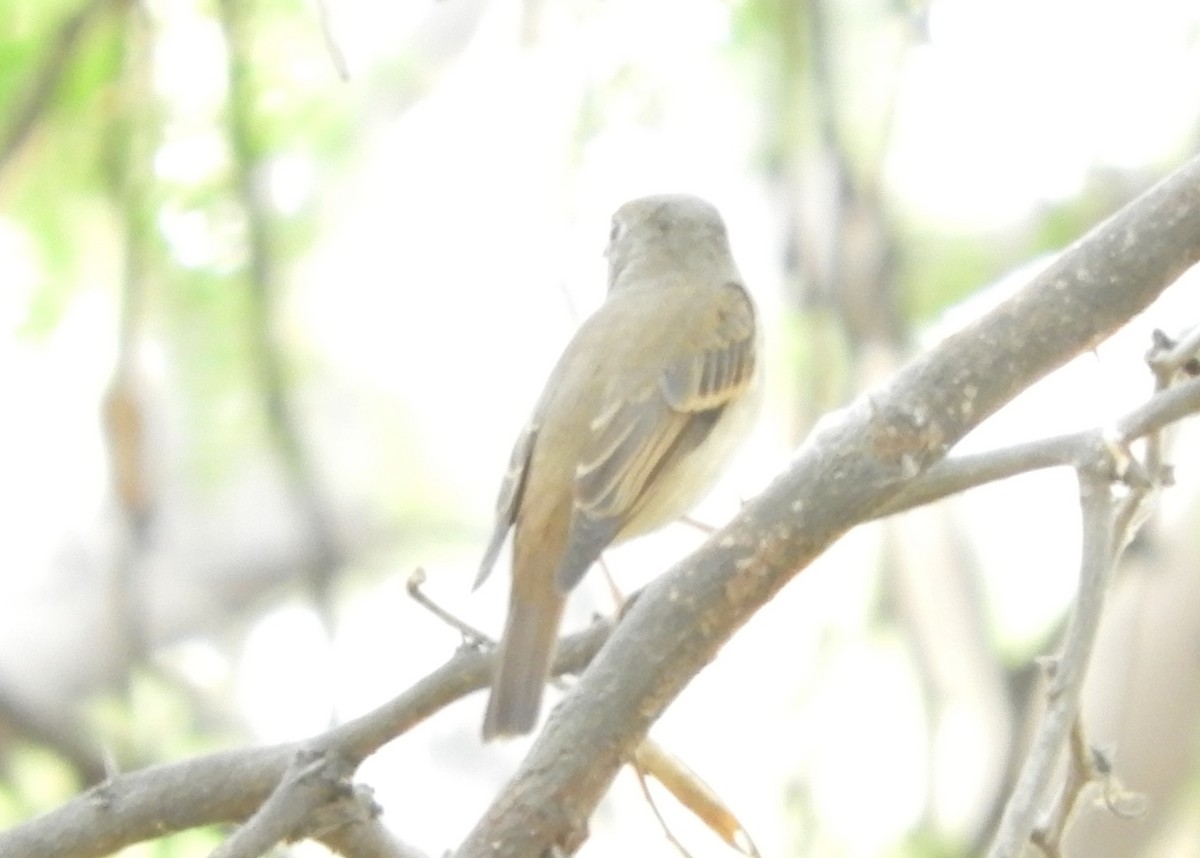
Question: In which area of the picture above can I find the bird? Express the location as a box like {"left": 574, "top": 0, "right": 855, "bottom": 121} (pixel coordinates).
{"left": 475, "top": 193, "right": 762, "bottom": 740}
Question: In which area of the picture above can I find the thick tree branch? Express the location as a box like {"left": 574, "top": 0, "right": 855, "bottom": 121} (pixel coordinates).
{"left": 454, "top": 154, "right": 1200, "bottom": 857}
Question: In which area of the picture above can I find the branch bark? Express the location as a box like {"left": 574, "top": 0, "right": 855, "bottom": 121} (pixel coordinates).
{"left": 454, "top": 154, "right": 1200, "bottom": 857}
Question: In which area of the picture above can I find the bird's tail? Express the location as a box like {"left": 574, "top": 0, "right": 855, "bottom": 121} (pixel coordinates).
{"left": 482, "top": 573, "right": 565, "bottom": 741}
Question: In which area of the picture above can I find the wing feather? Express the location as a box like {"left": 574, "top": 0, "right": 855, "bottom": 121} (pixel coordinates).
{"left": 556, "top": 282, "right": 757, "bottom": 591}
{"left": 474, "top": 421, "right": 537, "bottom": 590}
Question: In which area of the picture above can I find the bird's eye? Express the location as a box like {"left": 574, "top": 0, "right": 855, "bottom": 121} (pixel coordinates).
{"left": 608, "top": 217, "right": 622, "bottom": 244}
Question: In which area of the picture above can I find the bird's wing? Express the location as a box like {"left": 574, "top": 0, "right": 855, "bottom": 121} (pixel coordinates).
{"left": 557, "top": 282, "right": 756, "bottom": 590}
{"left": 474, "top": 420, "right": 537, "bottom": 590}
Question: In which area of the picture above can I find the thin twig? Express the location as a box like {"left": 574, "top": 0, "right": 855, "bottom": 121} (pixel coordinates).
{"left": 986, "top": 450, "right": 1119, "bottom": 857}
{"left": 407, "top": 568, "right": 490, "bottom": 647}
{"left": 630, "top": 761, "right": 696, "bottom": 858}
{"left": 876, "top": 376, "right": 1200, "bottom": 519}
{"left": 1030, "top": 719, "right": 1098, "bottom": 856}
{"left": 406, "top": 567, "right": 581, "bottom": 695}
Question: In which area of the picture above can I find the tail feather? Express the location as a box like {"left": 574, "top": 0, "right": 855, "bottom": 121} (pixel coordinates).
{"left": 482, "top": 585, "right": 564, "bottom": 740}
